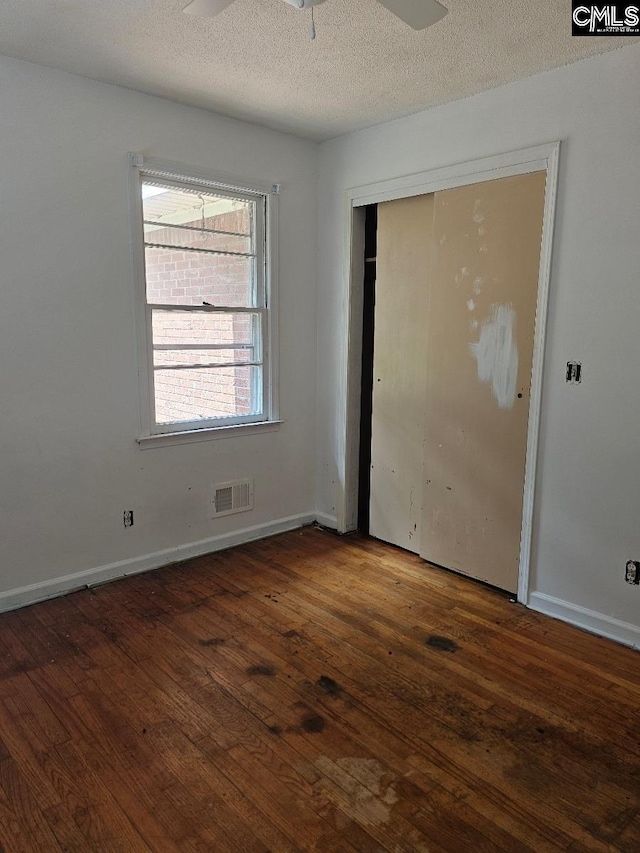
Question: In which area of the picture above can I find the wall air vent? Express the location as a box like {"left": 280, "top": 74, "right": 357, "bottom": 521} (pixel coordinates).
{"left": 211, "top": 479, "right": 254, "bottom": 518}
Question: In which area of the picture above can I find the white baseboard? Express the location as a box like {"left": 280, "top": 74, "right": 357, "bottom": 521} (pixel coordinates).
{"left": 314, "top": 512, "right": 338, "bottom": 531}
{"left": 529, "top": 592, "right": 640, "bottom": 650}
{"left": 0, "top": 512, "right": 316, "bottom": 614}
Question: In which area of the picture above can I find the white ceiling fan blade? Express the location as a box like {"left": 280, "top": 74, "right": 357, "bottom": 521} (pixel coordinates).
{"left": 183, "top": 0, "right": 237, "bottom": 17}
{"left": 377, "top": 0, "right": 448, "bottom": 30}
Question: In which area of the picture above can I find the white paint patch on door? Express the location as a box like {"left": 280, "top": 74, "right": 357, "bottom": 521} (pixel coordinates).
{"left": 469, "top": 303, "right": 518, "bottom": 409}
{"left": 454, "top": 266, "right": 469, "bottom": 286}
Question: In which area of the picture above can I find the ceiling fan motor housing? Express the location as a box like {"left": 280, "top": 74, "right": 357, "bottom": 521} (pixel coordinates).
{"left": 280, "top": 0, "right": 327, "bottom": 9}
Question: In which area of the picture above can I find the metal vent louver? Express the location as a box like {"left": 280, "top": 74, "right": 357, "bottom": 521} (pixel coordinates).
{"left": 211, "top": 479, "right": 254, "bottom": 517}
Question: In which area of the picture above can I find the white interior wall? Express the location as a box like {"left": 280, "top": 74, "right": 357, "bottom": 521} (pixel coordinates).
{"left": 316, "top": 44, "right": 640, "bottom": 646}
{"left": 0, "top": 56, "right": 318, "bottom": 607}
{"left": 3, "top": 43, "right": 640, "bottom": 647}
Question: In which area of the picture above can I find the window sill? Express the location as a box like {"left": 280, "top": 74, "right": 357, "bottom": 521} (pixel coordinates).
{"left": 137, "top": 420, "right": 283, "bottom": 449}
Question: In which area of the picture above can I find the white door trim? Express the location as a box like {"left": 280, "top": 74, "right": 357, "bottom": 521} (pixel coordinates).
{"left": 339, "top": 141, "right": 561, "bottom": 604}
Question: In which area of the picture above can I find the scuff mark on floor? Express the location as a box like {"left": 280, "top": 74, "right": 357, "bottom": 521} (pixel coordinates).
{"left": 426, "top": 635, "right": 458, "bottom": 653}
{"left": 314, "top": 756, "right": 398, "bottom": 827}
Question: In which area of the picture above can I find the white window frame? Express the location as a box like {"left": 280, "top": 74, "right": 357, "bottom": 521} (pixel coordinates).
{"left": 127, "top": 154, "right": 281, "bottom": 447}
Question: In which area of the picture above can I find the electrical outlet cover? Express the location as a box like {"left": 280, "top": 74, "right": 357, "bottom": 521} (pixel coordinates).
{"left": 625, "top": 560, "right": 640, "bottom": 584}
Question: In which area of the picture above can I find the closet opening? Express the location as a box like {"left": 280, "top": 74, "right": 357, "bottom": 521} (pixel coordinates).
{"left": 357, "top": 203, "right": 377, "bottom": 535}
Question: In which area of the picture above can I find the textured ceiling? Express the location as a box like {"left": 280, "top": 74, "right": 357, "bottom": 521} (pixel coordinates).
{"left": 0, "top": 0, "right": 636, "bottom": 140}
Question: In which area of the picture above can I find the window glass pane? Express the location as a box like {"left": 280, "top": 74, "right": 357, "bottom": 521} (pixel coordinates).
{"left": 145, "top": 248, "right": 256, "bottom": 308}
{"left": 151, "top": 310, "right": 261, "bottom": 350}
{"left": 142, "top": 183, "right": 253, "bottom": 251}
{"left": 142, "top": 183, "right": 252, "bottom": 232}
{"left": 154, "top": 366, "right": 262, "bottom": 424}
{"left": 153, "top": 348, "right": 257, "bottom": 368}
{"left": 143, "top": 224, "right": 252, "bottom": 255}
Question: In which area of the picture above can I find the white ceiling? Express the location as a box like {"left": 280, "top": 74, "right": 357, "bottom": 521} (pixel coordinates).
{"left": 0, "top": 0, "right": 636, "bottom": 140}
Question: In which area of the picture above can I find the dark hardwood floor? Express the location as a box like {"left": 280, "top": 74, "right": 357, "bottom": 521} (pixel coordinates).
{"left": 0, "top": 526, "right": 639, "bottom": 851}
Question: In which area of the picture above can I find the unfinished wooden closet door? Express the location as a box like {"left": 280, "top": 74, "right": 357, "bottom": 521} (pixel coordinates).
{"left": 420, "top": 171, "right": 547, "bottom": 592}
{"left": 369, "top": 194, "right": 434, "bottom": 552}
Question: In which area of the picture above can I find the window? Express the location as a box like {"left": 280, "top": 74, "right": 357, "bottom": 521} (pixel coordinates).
{"left": 129, "top": 156, "right": 279, "bottom": 443}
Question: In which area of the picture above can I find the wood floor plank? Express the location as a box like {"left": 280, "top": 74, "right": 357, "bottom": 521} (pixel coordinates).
{"left": 178, "top": 594, "right": 553, "bottom": 852}
{"left": 197, "top": 736, "right": 356, "bottom": 853}
{"left": 218, "top": 544, "right": 636, "bottom": 760}
{"left": 0, "top": 778, "right": 45, "bottom": 853}
{"left": 0, "top": 756, "right": 63, "bottom": 851}
{"left": 179, "top": 540, "right": 640, "bottom": 844}
{"left": 161, "top": 744, "right": 303, "bottom": 853}
{"left": 0, "top": 526, "right": 639, "bottom": 851}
